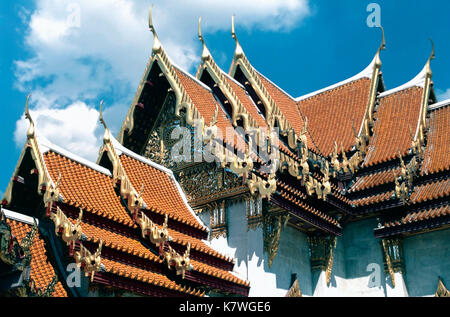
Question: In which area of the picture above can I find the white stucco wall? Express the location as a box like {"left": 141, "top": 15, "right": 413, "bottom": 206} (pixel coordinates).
{"left": 200, "top": 201, "right": 449, "bottom": 297}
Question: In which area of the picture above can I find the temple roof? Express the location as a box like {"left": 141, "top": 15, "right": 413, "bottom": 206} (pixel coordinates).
{"left": 421, "top": 101, "right": 450, "bottom": 175}
{"left": 2, "top": 118, "right": 250, "bottom": 296}
{"left": 2, "top": 208, "right": 67, "bottom": 297}
{"left": 297, "top": 77, "right": 373, "bottom": 156}
{"left": 363, "top": 86, "right": 424, "bottom": 166}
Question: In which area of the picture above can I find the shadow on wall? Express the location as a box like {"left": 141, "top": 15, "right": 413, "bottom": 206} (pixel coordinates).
{"left": 403, "top": 228, "right": 450, "bottom": 297}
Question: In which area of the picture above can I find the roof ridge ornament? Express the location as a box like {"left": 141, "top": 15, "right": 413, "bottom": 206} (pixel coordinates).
{"left": 25, "top": 94, "right": 35, "bottom": 138}
{"left": 99, "top": 100, "right": 112, "bottom": 143}
{"left": 149, "top": 5, "right": 162, "bottom": 54}
{"left": 231, "top": 15, "right": 244, "bottom": 58}
{"left": 374, "top": 26, "right": 386, "bottom": 67}
{"left": 425, "top": 38, "right": 435, "bottom": 77}
{"left": 198, "top": 17, "right": 212, "bottom": 61}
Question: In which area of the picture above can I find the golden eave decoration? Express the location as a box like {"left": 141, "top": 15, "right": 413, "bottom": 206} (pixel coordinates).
{"left": 197, "top": 17, "right": 259, "bottom": 133}
{"left": 50, "top": 206, "right": 83, "bottom": 254}
{"left": 136, "top": 212, "right": 170, "bottom": 247}
{"left": 99, "top": 102, "right": 146, "bottom": 215}
{"left": 161, "top": 242, "right": 192, "bottom": 279}
{"left": 229, "top": 16, "right": 296, "bottom": 145}
{"left": 74, "top": 240, "right": 103, "bottom": 282}
{"left": 2, "top": 95, "right": 62, "bottom": 209}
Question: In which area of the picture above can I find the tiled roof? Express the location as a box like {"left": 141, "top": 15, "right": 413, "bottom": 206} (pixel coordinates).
{"left": 224, "top": 76, "right": 267, "bottom": 128}
{"left": 256, "top": 72, "right": 306, "bottom": 137}
{"left": 42, "top": 146, "right": 248, "bottom": 294}
{"left": 382, "top": 205, "right": 449, "bottom": 228}
{"left": 363, "top": 87, "right": 424, "bottom": 166}
{"left": 278, "top": 187, "right": 340, "bottom": 227}
{"left": 101, "top": 258, "right": 204, "bottom": 296}
{"left": 44, "top": 151, "right": 135, "bottom": 227}
{"left": 74, "top": 215, "right": 247, "bottom": 289}
{"left": 351, "top": 190, "right": 394, "bottom": 207}
{"left": 421, "top": 105, "right": 450, "bottom": 175}
{"left": 349, "top": 167, "right": 399, "bottom": 193}
{"left": 174, "top": 68, "right": 245, "bottom": 153}
{"left": 410, "top": 178, "right": 450, "bottom": 204}
{"left": 297, "top": 78, "right": 372, "bottom": 156}
{"left": 120, "top": 154, "right": 203, "bottom": 230}
{"left": 6, "top": 219, "right": 67, "bottom": 297}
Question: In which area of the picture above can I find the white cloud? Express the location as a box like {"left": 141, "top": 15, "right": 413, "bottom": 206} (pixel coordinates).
{"left": 14, "top": 0, "right": 310, "bottom": 161}
{"left": 15, "top": 102, "right": 102, "bottom": 161}
{"left": 436, "top": 88, "right": 450, "bottom": 102}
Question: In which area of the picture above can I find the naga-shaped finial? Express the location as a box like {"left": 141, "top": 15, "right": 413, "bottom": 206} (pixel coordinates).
{"left": 373, "top": 26, "right": 386, "bottom": 68}
{"left": 198, "top": 17, "right": 212, "bottom": 61}
{"left": 231, "top": 15, "right": 244, "bottom": 58}
{"left": 425, "top": 38, "right": 435, "bottom": 76}
{"left": 99, "top": 100, "right": 108, "bottom": 130}
{"left": 25, "top": 94, "right": 35, "bottom": 138}
{"left": 149, "top": 5, "right": 162, "bottom": 54}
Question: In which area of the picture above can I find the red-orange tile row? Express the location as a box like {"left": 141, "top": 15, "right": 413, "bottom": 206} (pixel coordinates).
{"left": 410, "top": 178, "right": 450, "bottom": 204}
{"left": 351, "top": 191, "right": 394, "bottom": 207}
{"left": 101, "top": 258, "right": 204, "bottom": 296}
{"left": 44, "top": 150, "right": 247, "bottom": 289}
{"left": 44, "top": 151, "right": 135, "bottom": 227}
{"left": 119, "top": 154, "right": 204, "bottom": 231}
{"left": 349, "top": 167, "right": 399, "bottom": 193}
{"left": 256, "top": 72, "right": 306, "bottom": 143}
{"left": 70, "top": 219, "right": 161, "bottom": 263}
{"left": 175, "top": 68, "right": 246, "bottom": 154}
{"left": 190, "top": 259, "right": 249, "bottom": 287}
{"left": 6, "top": 219, "right": 67, "bottom": 297}
{"left": 70, "top": 215, "right": 248, "bottom": 288}
{"left": 298, "top": 78, "right": 372, "bottom": 156}
{"left": 383, "top": 205, "right": 449, "bottom": 228}
{"left": 364, "top": 87, "right": 423, "bottom": 166}
{"left": 279, "top": 189, "right": 340, "bottom": 226}
{"left": 420, "top": 105, "right": 450, "bottom": 175}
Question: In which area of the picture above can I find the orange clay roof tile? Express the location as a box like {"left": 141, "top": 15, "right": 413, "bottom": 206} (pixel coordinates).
{"left": 364, "top": 87, "right": 424, "bottom": 166}
{"left": 421, "top": 105, "right": 450, "bottom": 175}
{"left": 43, "top": 151, "right": 135, "bottom": 227}
{"left": 175, "top": 68, "right": 246, "bottom": 153}
{"left": 101, "top": 258, "right": 203, "bottom": 296}
{"left": 410, "top": 178, "right": 450, "bottom": 204}
{"left": 383, "top": 205, "right": 449, "bottom": 228}
{"left": 298, "top": 78, "right": 372, "bottom": 156}
{"left": 119, "top": 154, "right": 203, "bottom": 230}
{"left": 256, "top": 72, "right": 305, "bottom": 136}
{"left": 6, "top": 219, "right": 67, "bottom": 297}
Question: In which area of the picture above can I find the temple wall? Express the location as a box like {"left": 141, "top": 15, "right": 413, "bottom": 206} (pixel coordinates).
{"left": 204, "top": 200, "right": 313, "bottom": 297}
{"left": 202, "top": 201, "right": 450, "bottom": 297}
{"left": 402, "top": 228, "right": 450, "bottom": 297}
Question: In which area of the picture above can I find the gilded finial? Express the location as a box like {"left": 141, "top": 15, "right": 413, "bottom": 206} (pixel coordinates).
{"left": 231, "top": 15, "right": 244, "bottom": 58}
{"left": 378, "top": 26, "right": 386, "bottom": 53}
{"left": 374, "top": 26, "right": 386, "bottom": 67}
{"left": 198, "top": 17, "right": 211, "bottom": 61}
{"left": 25, "top": 94, "right": 35, "bottom": 138}
{"left": 99, "top": 100, "right": 108, "bottom": 130}
{"left": 149, "top": 5, "right": 162, "bottom": 54}
{"left": 425, "top": 38, "right": 435, "bottom": 76}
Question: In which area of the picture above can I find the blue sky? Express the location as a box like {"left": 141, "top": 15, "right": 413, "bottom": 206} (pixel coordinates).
{"left": 1, "top": 0, "right": 449, "bottom": 196}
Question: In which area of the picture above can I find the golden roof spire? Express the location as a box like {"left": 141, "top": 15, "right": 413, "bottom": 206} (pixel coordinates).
{"left": 198, "top": 17, "right": 212, "bottom": 61}
{"left": 99, "top": 100, "right": 111, "bottom": 142}
{"left": 149, "top": 5, "right": 162, "bottom": 54}
{"left": 374, "top": 26, "right": 386, "bottom": 68}
{"left": 231, "top": 15, "right": 244, "bottom": 58}
{"left": 425, "top": 38, "right": 435, "bottom": 77}
{"left": 25, "top": 94, "right": 35, "bottom": 138}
